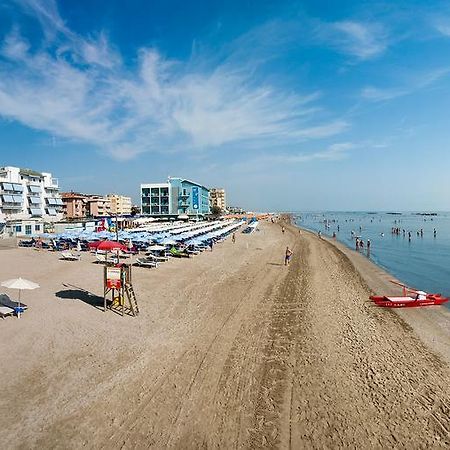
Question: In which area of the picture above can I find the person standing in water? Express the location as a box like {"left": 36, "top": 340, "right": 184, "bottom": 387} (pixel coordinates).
{"left": 285, "top": 246, "right": 293, "bottom": 266}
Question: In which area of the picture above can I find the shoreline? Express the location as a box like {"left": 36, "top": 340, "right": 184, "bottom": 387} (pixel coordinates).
{"left": 294, "top": 223, "right": 450, "bottom": 364}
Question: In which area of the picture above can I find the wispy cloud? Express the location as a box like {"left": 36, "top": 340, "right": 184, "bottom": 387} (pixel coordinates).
{"left": 231, "top": 142, "right": 355, "bottom": 175}
{"left": 361, "top": 67, "right": 450, "bottom": 102}
{"left": 266, "top": 142, "right": 354, "bottom": 164}
{"left": 315, "top": 20, "right": 389, "bottom": 60}
{"left": 433, "top": 18, "right": 450, "bottom": 37}
{"left": 0, "top": 0, "right": 348, "bottom": 161}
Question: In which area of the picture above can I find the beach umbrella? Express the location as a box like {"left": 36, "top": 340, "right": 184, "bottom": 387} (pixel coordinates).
{"left": 97, "top": 240, "right": 128, "bottom": 252}
{"left": 147, "top": 244, "right": 166, "bottom": 251}
{"left": 88, "top": 241, "right": 102, "bottom": 250}
{"left": 161, "top": 238, "right": 177, "bottom": 245}
{"left": 1, "top": 277, "right": 40, "bottom": 319}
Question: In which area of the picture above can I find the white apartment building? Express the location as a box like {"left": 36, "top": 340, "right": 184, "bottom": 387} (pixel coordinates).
{"left": 0, "top": 166, "right": 64, "bottom": 235}
{"left": 107, "top": 194, "right": 132, "bottom": 215}
{"left": 210, "top": 188, "right": 226, "bottom": 211}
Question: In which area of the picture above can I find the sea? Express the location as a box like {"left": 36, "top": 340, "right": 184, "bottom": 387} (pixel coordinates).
{"left": 294, "top": 212, "right": 450, "bottom": 309}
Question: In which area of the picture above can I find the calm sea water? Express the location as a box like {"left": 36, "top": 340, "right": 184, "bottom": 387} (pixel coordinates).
{"left": 294, "top": 212, "right": 450, "bottom": 308}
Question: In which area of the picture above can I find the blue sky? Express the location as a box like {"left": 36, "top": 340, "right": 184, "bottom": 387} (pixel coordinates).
{"left": 1, "top": 0, "right": 450, "bottom": 211}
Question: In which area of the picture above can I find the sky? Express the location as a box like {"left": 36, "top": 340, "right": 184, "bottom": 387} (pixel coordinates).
{"left": 1, "top": 0, "right": 450, "bottom": 211}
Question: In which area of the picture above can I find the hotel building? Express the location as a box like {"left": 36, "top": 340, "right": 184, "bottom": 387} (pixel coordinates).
{"left": 209, "top": 188, "right": 226, "bottom": 211}
{"left": 0, "top": 166, "right": 63, "bottom": 236}
{"left": 61, "top": 192, "right": 88, "bottom": 219}
{"left": 86, "top": 195, "right": 111, "bottom": 217}
{"left": 141, "top": 177, "right": 210, "bottom": 217}
{"left": 107, "top": 194, "right": 132, "bottom": 216}
{"left": 0, "top": 166, "right": 63, "bottom": 221}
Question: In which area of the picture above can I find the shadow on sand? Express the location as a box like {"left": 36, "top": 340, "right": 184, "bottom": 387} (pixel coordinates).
{"left": 55, "top": 288, "right": 104, "bottom": 310}
{"left": 267, "top": 262, "right": 284, "bottom": 266}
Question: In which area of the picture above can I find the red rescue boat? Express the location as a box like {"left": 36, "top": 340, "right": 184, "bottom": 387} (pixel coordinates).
{"left": 370, "top": 280, "right": 448, "bottom": 308}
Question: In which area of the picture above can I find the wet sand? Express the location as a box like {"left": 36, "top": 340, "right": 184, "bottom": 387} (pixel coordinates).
{"left": 0, "top": 221, "right": 449, "bottom": 448}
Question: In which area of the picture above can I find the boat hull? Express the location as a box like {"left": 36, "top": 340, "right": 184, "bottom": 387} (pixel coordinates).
{"left": 369, "top": 295, "right": 448, "bottom": 308}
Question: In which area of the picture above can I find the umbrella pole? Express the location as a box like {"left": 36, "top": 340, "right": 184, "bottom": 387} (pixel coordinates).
{"left": 18, "top": 289, "right": 21, "bottom": 319}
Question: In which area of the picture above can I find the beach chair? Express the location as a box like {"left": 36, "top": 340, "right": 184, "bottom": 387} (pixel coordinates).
{"left": 0, "top": 305, "right": 15, "bottom": 319}
{"left": 0, "top": 294, "right": 28, "bottom": 317}
{"left": 60, "top": 251, "right": 81, "bottom": 261}
{"left": 95, "top": 253, "right": 118, "bottom": 264}
{"left": 169, "top": 247, "right": 190, "bottom": 258}
{"left": 135, "top": 257, "right": 159, "bottom": 268}
{"left": 145, "top": 253, "right": 168, "bottom": 262}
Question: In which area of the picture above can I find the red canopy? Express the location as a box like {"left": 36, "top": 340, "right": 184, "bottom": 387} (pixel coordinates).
{"left": 96, "top": 241, "right": 128, "bottom": 252}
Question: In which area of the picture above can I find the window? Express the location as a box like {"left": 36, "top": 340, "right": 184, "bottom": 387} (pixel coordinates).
{"left": 25, "top": 225, "right": 32, "bottom": 235}
{"left": 15, "top": 225, "right": 22, "bottom": 233}
{"left": 35, "top": 224, "right": 41, "bottom": 231}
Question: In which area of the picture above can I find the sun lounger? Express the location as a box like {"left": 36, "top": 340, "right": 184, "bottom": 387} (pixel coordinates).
{"left": 95, "top": 253, "right": 118, "bottom": 264}
{"left": 60, "top": 251, "right": 81, "bottom": 261}
{"left": 135, "top": 257, "right": 159, "bottom": 268}
{"left": 0, "top": 293, "right": 28, "bottom": 310}
{"left": 145, "top": 253, "right": 168, "bottom": 262}
{"left": 169, "top": 247, "right": 190, "bottom": 258}
{"left": 0, "top": 305, "right": 15, "bottom": 319}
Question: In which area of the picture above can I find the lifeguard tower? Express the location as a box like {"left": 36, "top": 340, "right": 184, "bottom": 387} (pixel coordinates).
{"left": 103, "top": 263, "right": 139, "bottom": 316}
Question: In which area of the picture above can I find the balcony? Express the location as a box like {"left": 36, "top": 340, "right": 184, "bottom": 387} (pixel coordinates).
{"left": 29, "top": 208, "right": 43, "bottom": 216}
{"left": 46, "top": 197, "right": 63, "bottom": 207}
{"left": 44, "top": 178, "right": 59, "bottom": 190}
{"left": 28, "top": 185, "right": 41, "bottom": 194}
{"left": 1, "top": 202, "right": 23, "bottom": 210}
{"left": 1, "top": 182, "right": 24, "bottom": 194}
{"left": 179, "top": 192, "right": 190, "bottom": 199}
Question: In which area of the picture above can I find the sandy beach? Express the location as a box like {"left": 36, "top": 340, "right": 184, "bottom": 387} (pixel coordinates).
{"left": 0, "top": 220, "right": 449, "bottom": 449}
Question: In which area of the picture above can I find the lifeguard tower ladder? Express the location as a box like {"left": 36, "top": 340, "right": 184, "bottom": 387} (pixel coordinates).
{"left": 103, "top": 263, "right": 139, "bottom": 317}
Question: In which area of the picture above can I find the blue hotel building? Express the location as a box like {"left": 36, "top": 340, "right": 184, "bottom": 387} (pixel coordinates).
{"left": 141, "top": 177, "right": 210, "bottom": 217}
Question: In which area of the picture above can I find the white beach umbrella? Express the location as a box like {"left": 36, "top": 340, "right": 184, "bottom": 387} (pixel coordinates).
{"left": 161, "top": 238, "right": 177, "bottom": 245}
{"left": 147, "top": 244, "right": 166, "bottom": 251}
{"left": 1, "top": 277, "right": 40, "bottom": 319}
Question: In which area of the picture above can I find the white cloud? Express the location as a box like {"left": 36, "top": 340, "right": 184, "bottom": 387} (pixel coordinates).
{"left": 270, "top": 142, "right": 354, "bottom": 163}
{"left": 434, "top": 19, "right": 450, "bottom": 37}
{"left": 316, "top": 20, "right": 389, "bottom": 60}
{"left": 0, "top": 2, "right": 349, "bottom": 161}
{"left": 362, "top": 67, "right": 450, "bottom": 102}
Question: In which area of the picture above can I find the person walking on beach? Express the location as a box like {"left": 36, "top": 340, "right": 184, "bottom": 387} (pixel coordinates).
{"left": 232, "top": 233, "right": 236, "bottom": 244}
{"left": 281, "top": 226, "right": 285, "bottom": 234}
{"left": 284, "top": 246, "right": 293, "bottom": 266}
{"left": 318, "top": 231, "right": 322, "bottom": 239}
